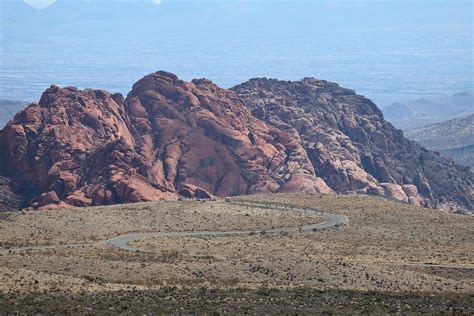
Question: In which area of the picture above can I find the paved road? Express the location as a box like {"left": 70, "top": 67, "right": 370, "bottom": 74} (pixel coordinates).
{"left": 1, "top": 201, "right": 473, "bottom": 271}
{"left": 0, "top": 200, "right": 348, "bottom": 254}
{"left": 106, "top": 200, "right": 349, "bottom": 252}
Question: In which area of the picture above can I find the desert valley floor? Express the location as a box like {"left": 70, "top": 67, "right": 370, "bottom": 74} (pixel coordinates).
{"left": 0, "top": 193, "right": 473, "bottom": 314}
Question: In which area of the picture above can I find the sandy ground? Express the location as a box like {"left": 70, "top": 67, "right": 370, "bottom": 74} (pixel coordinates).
{"left": 0, "top": 194, "right": 473, "bottom": 313}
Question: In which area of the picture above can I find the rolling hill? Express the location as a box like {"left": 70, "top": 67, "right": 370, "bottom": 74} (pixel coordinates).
{"left": 382, "top": 92, "right": 474, "bottom": 129}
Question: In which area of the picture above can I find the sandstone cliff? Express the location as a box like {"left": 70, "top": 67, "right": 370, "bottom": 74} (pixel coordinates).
{"left": 0, "top": 72, "right": 472, "bottom": 212}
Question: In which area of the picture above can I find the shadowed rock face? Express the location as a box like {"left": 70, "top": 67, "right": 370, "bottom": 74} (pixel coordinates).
{"left": 232, "top": 78, "right": 473, "bottom": 213}
{"left": 0, "top": 71, "right": 472, "bottom": 212}
{"left": 0, "top": 176, "right": 22, "bottom": 211}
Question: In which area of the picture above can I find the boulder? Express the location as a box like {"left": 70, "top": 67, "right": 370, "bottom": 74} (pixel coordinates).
{"left": 34, "top": 191, "right": 60, "bottom": 208}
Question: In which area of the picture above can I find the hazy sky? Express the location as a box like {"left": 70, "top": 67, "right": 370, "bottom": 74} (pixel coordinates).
{"left": 3, "top": 0, "right": 473, "bottom": 104}
{"left": 23, "top": 0, "right": 57, "bottom": 9}
{"left": 23, "top": 0, "right": 288, "bottom": 8}
{"left": 23, "top": 0, "right": 164, "bottom": 9}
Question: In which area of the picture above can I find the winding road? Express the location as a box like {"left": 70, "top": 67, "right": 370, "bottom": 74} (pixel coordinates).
{"left": 106, "top": 200, "right": 348, "bottom": 252}
{"left": 1, "top": 201, "right": 472, "bottom": 271}
{"left": 0, "top": 200, "right": 348, "bottom": 255}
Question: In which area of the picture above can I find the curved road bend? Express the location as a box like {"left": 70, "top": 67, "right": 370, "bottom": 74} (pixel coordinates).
{"left": 106, "top": 200, "right": 348, "bottom": 252}
{"left": 0, "top": 200, "right": 348, "bottom": 254}
{"left": 2, "top": 201, "right": 473, "bottom": 271}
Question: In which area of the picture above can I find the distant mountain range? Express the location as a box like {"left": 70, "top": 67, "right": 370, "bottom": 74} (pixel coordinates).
{"left": 2, "top": 0, "right": 472, "bottom": 102}
{"left": 1, "top": 0, "right": 364, "bottom": 39}
{"left": 382, "top": 92, "right": 474, "bottom": 130}
{"left": 405, "top": 114, "right": 474, "bottom": 168}
{"left": 5, "top": 0, "right": 470, "bottom": 41}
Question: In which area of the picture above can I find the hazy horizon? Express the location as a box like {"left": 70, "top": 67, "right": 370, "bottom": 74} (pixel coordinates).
{"left": 1, "top": 0, "right": 473, "bottom": 108}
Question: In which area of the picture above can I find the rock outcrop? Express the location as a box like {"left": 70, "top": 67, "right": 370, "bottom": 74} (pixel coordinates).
{"left": 232, "top": 78, "right": 473, "bottom": 212}
{"left": 0, "top": 84, "right": 175, "bottom": 209}
{"left": 125, "top": 72, "right": 330, "bottom": 198}
{"left": 0, "top": 71, "right": 472, "bottom": 212}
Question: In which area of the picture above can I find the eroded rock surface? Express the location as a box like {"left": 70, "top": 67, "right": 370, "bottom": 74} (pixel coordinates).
{"left": 232, "top": 78, "right": 473, "bottom": 212}
{"left": 0, "top": 72, "right": 472, "bottom": 212}
{"left": 0, "top": 84, "right": 174, "bottom": 209}
{"left": 125, "top": 72, "right": 329, "bottom": 199}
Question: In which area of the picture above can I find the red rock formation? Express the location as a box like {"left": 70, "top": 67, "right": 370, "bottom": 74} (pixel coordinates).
{"left": 232, "top": 78, "right": 473, "bottom": 213}
{"left": 0, "top": 72, "right": 329, "bottom": 209}
{"left": 0, "top": 71, "right": 472, "bottom": 213}
{"left": 0, "top": 85, "right": 174, "bottom": 209}
{"left": 124, "top": 71, "right": 330, "bottom": 199}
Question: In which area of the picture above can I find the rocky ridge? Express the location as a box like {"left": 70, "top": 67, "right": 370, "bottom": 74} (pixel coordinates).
{"left": 0, "top": 71, "right": 472, "bottom": 212}
{"left": 233, "top": 78, "right": 473, "bottom": 212}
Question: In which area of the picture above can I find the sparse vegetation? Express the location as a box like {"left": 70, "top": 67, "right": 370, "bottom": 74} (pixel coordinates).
{"left": 0, "top": 194, "right": 472, "bottom": 313}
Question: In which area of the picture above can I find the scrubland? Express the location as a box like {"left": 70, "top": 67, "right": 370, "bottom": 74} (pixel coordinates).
{"left": 0, "top": 194, "right": 472, "bottom": 314}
